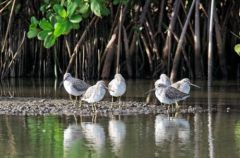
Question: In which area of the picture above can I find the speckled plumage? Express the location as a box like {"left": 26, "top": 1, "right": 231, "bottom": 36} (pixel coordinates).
{"left": 108, "top": 73, "right": 126, "bottom": 97}
{"left": 171, "top": 78, "right": 199, "bottom": 94}
{"left": 155, "top": 84, "right": 190, "bottom": 105}
{"left": 82, "top": 80, "right": 106, "bottom": 103}
{"left": 154, "top": 74, "right": 171, "bottom": 88}
{"left": 63, "top": 73, "right": 90, "bottom": 96}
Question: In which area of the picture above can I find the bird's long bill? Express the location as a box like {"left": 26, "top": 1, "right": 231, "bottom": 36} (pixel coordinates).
{"left": 190, "top": 83, "right": 200, "bottom": 88}
{"left": 145, "top": 88, "right": 156, "bottom": 94}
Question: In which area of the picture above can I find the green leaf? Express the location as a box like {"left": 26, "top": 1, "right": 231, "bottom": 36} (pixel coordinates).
{"left": 69, "top": 14, "right": 82, "bottom": 23}
{"left": 72, "top": 23, "right": 80, "bottom": 29}
{"left": 37, "top": 30, "right": 51, "bottom": 40}
{"left": 44, "top": 34, "right": 56, "bottom": 48}
{"left": 27, "top": 28, "right": 39, "bottom": 38}
{"left": 90, "top": 0, "right": 101, "bottom": 17}
{"left": 39, "top": 19, "right": 53, "bottom": 31}
{"left": 113, "top": 0, "right": 120, "bottom": 5}
{"left": 234, "top": 44, "right": 240, "bottom": 56}
{"left": 62, "top": 21, "right": 72, "bottom": 35}
{"left": 53, "top": 21, "right": 69, "bottom": 37}
{"left": 53, "top": 4, "right": 67, "bottom": 18}
{"left": 79, "top": 3, "right": 89, "bottom": 14}
{"left": 100, "top": 5, "right": 110, "bottom": 16}
{"left": 67, "top": 2, "right": 78, "bottom": 17}
{"left": 31, "top": 16, "right": 39, "bottom": 25}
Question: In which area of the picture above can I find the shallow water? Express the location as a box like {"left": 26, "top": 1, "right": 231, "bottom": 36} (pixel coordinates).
{"left": 0, "top": 113, "right": 240, "bottom": 158}
{"left": 0, "top": 79, "right": 239, "bottom": 158}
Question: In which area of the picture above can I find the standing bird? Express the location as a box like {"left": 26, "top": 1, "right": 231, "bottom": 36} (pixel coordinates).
{"left": 63, "top": 73, "right": 90, "bottom": 106}
{"left": 82, "top": 80, "right": 107, "bottom": 111}
{"left": 171, "top": 78, "right": 200, "bottom": 94}
{"left": 155, "top": 83, "right": 190, "bottom": 108}
{"left": 155, "top": 74, "right": 172, "bottom": 86}
{"left": 108, "top": 73, "right": 126, "bottom": 108}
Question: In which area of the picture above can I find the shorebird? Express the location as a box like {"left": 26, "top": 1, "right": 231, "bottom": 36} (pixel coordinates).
{"left": 155, "top": 83, "right": 190, "bottom": 108}
{"left": 108, "top": 73, "right": 126, "bottom": 108}
{"left": 155, "top": 74, "right": 172, "bottom": 86}
{"left": 81, "top": 80, "right": 107, "bottom": 111}
{"left": 171, "top": 78, "right": 200, "bottom": 94}
{"left": 63, "top": 73, "right": 90, "bottom": 106}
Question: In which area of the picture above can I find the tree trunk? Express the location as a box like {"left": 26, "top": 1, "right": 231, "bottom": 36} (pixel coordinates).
{"left": 128, "top": 0, "right": 150, "bottom": 77}
{"left": 162, "top": 0, "right": 181, "bottom": 75}
{"left": 214, "top": 7, "right": 228, "bottom": 79}
{"left": 170, "top": 0, "right": 196, "bottom": 81}
{"left": 194, "top": 0, "right": 203, "bottom": 79}
{"left": 208, "top": 0, "right": 215, "bottom": 86}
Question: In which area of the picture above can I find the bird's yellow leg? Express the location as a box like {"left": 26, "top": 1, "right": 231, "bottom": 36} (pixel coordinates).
{"left": 79, "top": 99, "right": 82, "bottom": 108}
{"left": 94, "top": 104, "right": 97, "bottom": 111}
{"left": 73, "top": 114, "right": 78, "bottom": 124}
{"left": 118, "top": 97, "right": 122, "bottom": 109}
{"left": 111, "top": 97, "right": 114, "bottom": 109}
{"left": 175, "top": 102, "right": 179, "bottom": 110}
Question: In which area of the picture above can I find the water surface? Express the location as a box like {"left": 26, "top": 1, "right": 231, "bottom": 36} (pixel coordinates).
{"left": 0, "top": 113, "right": 240, "bottom": 158}
{"left": 0, "top": 79, "right": 239, "bottom": 158}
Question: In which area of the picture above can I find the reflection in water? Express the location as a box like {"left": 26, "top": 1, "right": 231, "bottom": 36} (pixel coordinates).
{"left": 81, "top": 122, "right": 106, "bottom": 157}
{"left": 63, "top": 124, "right": 83, "bottom": 158}
{"left": 155, "top": 114, "right": 190, "bottom": 146}
{"left": 108, "top": 118, "right": 126, "bottom": 157}
{"left": 0, "top": 114, "right": 240, "bottom": 157}
{"left": 208, "top": 86, "right": 215, "bottom": 158}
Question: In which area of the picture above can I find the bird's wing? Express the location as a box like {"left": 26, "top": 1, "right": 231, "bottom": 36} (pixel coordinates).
{"left": 108, "top": 80, "right": 115, "bottom": 92}
{"left": 82, "top": 86, "right": 95, "bottom": 99}
{"left": 171, "top": 82, "right": 181, "bottom": 89}
{"left": 165, "top": 87, "right": 189, "bottom": 100}
{"left": 72, "top": 78, "right": 90, "bottom": 92}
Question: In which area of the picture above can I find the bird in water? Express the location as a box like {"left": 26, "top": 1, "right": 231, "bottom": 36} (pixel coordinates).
{"left": 108, "top": 73, "right": 126, "bottom": 108}
{"left": 81, "top": 80, "right": 107, "bottom": 111}
{"left": 63, "top": 73, "right": 90, "bottom": 106}
{"left": 171, "top": 78, "right": 200, "bottom": 94}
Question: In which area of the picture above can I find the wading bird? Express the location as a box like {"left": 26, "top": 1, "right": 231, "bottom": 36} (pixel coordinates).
{"left": 63, "top": 73, "right": 90, "bottom": 106}
{"left": 108, "top": 73, "right": 126, "bottom": 108}
{"left": 82, "top": 80, "right": 107, "bottom": 111}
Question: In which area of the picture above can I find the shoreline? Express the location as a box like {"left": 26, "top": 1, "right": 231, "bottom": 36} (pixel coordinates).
{"left": 0, "top": 97, "right": 216, "bottom": 116}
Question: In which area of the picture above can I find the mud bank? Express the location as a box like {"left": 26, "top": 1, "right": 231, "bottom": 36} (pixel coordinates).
{"left": 0, "top": 97, "right": 214, "bottom": 116}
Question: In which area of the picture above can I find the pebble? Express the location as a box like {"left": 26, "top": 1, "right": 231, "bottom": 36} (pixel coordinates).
{"left": 0, "top": 97, "right": 217, "bottom": 116}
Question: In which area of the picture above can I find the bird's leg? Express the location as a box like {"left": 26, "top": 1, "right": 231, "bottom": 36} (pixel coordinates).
{"left": 175, "top": 102, "right": 180, "bottom": 111}
{"left": 92, "top": 104, "right": 95, "bottom": 111}
{"left": 167, "top": 105, "right": 170, "bottom": 116}
{"left": 79, "top": 99, "right": 83, "bottom": 108}
{"left": 94, "top": 112, "right": 97, "bottom": 122}
{"left": 73, "top": 114, "right": 78, "bottom": 124}
{"left": 118, "top": 97, "right": 122, "bottom": 109}
{"left": 94, "top": 104, "right": 97, "bottom": 112}
{"left": 73, "top": 97, "right": 78, "bottom": 106}
{"left": 111, "top": 96, "right": 114, "bottom": 109}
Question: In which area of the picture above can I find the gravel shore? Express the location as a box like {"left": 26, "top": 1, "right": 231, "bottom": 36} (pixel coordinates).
{"left": 0, "top": 97, "right": 215, "bottom": 116}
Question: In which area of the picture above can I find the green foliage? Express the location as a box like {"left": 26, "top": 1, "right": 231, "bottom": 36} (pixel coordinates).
{"left": 27, "top": 0, "right": 128, "bottom": 49}
{"left": 234, "top": 44, "right": 240, "bottom": 56}
{"left": 234, "top": 32, "right": 240, "bottom": 56}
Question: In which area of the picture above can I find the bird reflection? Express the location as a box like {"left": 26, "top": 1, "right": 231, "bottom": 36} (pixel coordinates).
{"left": 108, "top": 116, "right": 126, "bottom": 157}
{"left": 155, "top": 114, "right": 190, "bottom": 146}
{"left": 63, "top": 124, "right": 83, "bottom": 158}
{"left": 81, "top": 122, "right": 106, "bottom": 157}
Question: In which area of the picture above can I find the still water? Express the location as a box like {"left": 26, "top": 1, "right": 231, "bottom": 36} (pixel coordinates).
{"left": 0, "top": 79, "right": 239, "bottom": 158}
